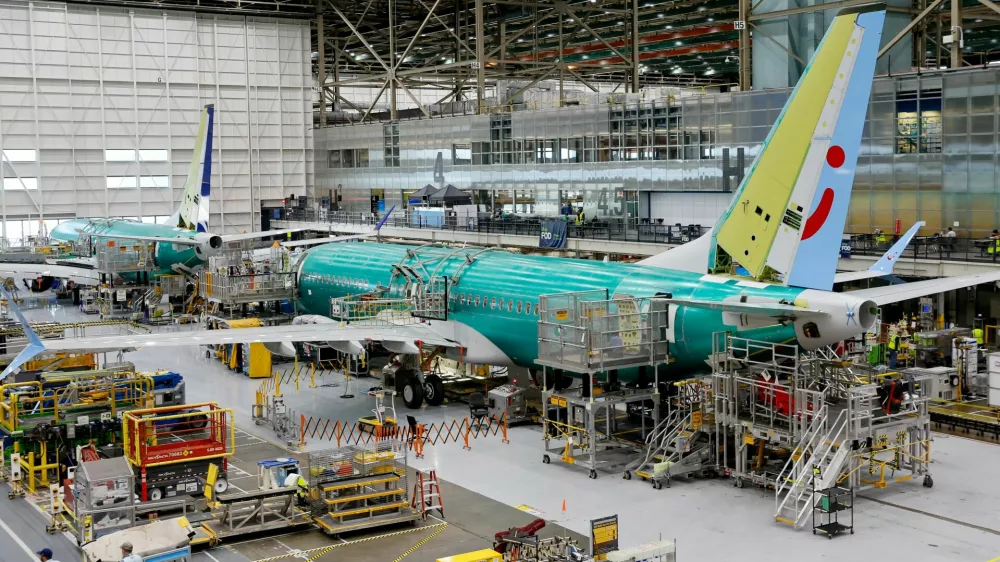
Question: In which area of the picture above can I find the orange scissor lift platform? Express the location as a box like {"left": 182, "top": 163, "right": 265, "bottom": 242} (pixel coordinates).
{"left": 122, "top": 402, "right": 235, "bottom": 502}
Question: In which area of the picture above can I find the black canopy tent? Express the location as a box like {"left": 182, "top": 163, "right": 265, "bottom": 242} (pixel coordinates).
{"left": 409, "top": 184, "right": 439, "bottom": 202}
{"left": 429, "top": 184, "right": 472, "bottom": 205}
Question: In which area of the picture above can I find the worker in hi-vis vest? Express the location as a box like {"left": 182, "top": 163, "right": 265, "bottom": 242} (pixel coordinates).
{"left": 284, "top": 471, "right": 309, "bottom": 505}
{"left": 973, "top": 327, "right": 984, "bottom": 346}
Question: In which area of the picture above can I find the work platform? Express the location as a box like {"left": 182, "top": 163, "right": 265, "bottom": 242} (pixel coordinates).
{"left": 199, "top": 248, "right": 296, "bottom": 317}
{"left": 710, "top": 334, "right": 933, "bottom": 530}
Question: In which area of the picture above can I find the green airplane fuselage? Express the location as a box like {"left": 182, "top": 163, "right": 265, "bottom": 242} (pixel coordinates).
{"left": 296, "top": 242, "right": 818, "bottom": 377}
{"left": 50, "top": 219, "right": 209, "bottom": 278}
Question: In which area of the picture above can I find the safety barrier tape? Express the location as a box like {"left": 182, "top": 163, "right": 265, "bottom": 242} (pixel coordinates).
{"left": 248, "top": 522, "right": 447, "bottom": 562}
{"left": 390, "top": 522, "right": 449, "bottom": 562}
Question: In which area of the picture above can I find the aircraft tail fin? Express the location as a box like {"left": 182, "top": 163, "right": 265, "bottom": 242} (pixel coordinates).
{"left": 0, "top": 287, "right": 47, "bottom": 380}
{"left": 172, "top": 104, "right": 214, "bottom": 232}
{"left": 711, "top": 4, "right": 886, "bottom": 290}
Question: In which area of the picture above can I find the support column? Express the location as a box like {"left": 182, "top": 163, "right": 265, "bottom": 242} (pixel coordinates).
{"left": 558, "top": 16, "right": 564, "bottom": 104}
{"left": 500, "top": 21, "right": 506, "bottom": 75}
{"left": 475, "top": 0, "right": 486, "bottom": 113}
{"left": 389, "top": 0, "right": 398, "bottom": 120}
{"left": 739, "top": 0, "right": 751, "bottom": 90}
{"left": 316, "top": 5, "right": 327, "bottom": 127}
{"left": 935, "top": 12, "right": 942, "bottom": 68}
{"left": 630, "top": 0, "right": 639, "bottom": 92}
{"left": 334, "top": 38, "right": 340, "bottom": 111}
{"left": 950, "top": 0, "right": 962, "bottom": 68}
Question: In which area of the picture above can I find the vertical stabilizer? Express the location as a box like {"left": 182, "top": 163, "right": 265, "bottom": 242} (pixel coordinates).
{"left": 173, "top": 104, "right": 214, "bottom": 232}
{"left": 711, "top": 5, "right": 885, "bottom": 289}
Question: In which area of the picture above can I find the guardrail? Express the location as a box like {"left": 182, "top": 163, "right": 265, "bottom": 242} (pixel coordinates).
{"left": 278, "top": 208, "right": 1000, "bottom": 265}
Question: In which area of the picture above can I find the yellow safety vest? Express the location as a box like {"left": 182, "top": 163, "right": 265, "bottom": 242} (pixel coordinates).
{"left": 973, "top": 328, "right": 984, "bottom": 345}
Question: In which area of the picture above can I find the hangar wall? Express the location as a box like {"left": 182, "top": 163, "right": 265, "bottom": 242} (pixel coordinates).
{"left": 0, "top": 1, "right": 312, "bottom": 238}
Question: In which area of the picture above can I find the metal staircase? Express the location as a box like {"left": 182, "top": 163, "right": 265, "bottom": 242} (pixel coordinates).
{"left": 626, "top": 408, "right": 691, "bottom": 482}
{"left": 774, "top": 407, "right": 850, "bottom": 528}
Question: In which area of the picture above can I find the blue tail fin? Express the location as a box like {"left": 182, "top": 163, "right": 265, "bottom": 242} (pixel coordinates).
{"left": 0, "top": 287, "right": 47, "bottom": 380}
{"left": 173, "top": 104, "right": 214, "bottom": 232}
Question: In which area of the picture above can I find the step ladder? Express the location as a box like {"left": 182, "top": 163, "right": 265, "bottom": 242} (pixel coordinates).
{"left": 411, "top": 468, "right": 444, "bottom": 519}
{"left": 774, "top": 407, "right": 850, "bottom": 528}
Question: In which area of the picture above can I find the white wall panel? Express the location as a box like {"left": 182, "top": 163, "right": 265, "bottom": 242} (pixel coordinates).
{"left": 0, "top": 1, "right": 313, "bottom": 235}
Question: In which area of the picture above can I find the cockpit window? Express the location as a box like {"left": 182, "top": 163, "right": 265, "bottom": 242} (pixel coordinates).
{"left": 803, "top": 322, "right": 821, "bottom": 338}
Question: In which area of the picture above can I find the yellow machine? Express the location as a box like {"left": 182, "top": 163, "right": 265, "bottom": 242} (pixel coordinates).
{"left": 358, "top": 389, "right": 397, "bottom": 433}
{"left": 207, "top": 317, "right": 272, "bottom": 378}
{"left": 436, "top": 550, "right": 502, "bottom": 562}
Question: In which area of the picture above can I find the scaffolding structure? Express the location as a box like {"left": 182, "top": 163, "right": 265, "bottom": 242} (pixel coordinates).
{"left": 536, "top": 290, "right": 671, "bottom": 479}
{"left": 199, "top": 248, "right": 296, "bottom": 317}
{"left": 94, "top": 239, "right": 156, "bottom": 277}
{"left": 711, "top": 333, "right": 933, "bottom": 529}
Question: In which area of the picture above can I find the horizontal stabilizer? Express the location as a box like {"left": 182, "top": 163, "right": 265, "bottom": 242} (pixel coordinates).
{"left": 848, "top": 270, "right": 1000, "bottom": 306}
{"left": 282, "top": 205, "right": 396, "bottom": 248}
{"left": 221, "top": 228, "right": 312, "bottom": 243}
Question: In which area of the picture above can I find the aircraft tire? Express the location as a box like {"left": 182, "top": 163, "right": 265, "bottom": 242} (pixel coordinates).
{"left": 402, "top": 374, "right": 424, "bottom": 409}
{"left": 423, "top": 374, "right": 445, "bottom": 406}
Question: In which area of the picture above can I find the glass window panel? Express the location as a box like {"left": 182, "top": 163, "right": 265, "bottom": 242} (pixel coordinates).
{"left": 3, "top": 149, "right": 37, "bottom": 162}
{"left": 107, "top": 176, "right": 138, "bottom": 188}
{"left": 3, "top": 177, "right": 37, "bottom": 190}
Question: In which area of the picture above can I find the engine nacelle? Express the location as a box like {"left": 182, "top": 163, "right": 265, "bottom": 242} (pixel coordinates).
{"left": 192, "top": 232, "right": 223, "bottom": 259}
{"left": 792, "top": 289, "right": 877, "bottom": 350}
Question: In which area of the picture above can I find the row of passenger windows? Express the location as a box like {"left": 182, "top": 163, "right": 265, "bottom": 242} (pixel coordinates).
{"left": 449, "top": 291, "right": 538, "bottom": 316}
{"left": 311, "top": 274, "right": 372, "bottom": 291}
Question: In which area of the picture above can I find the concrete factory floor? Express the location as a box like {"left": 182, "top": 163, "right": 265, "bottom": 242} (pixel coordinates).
{"left": 4, "top": 303, "right": 1000, "bottom": 562}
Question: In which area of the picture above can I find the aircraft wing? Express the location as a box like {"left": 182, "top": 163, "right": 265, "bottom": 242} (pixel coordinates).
{"left": 833, "top": 221, "right": 924, "bottom": 284}
{"left": 664, "top": 298, "right": 826, "bottom": 320}
{"left": 38, "top": 323, "right": 456, "bottom": 353}
{"left": 0, "top": 262, "right": 101, "bottom": 286}
{"left": 848, "top": 270, "right": 1000, "bottom": 306}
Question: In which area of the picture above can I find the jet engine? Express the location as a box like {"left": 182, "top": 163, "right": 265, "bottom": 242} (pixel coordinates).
{"left": 191, "top": 232, "right": 223, "bottom": 259}
{"left": 792, "top": 290, "right": 877, "bottom": 350}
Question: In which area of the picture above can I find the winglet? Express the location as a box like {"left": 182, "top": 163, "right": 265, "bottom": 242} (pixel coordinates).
{"left": 375, "top": 206, "right": 395, "bottom": 231}
{"left": 868, "top": 221, "right": 925, "bottom": 276}
{"left": 0, "top": 287, "right": 47, "bottom": 380}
